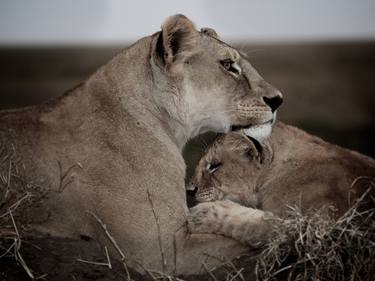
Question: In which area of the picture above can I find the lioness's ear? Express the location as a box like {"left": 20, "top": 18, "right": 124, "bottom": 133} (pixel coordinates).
{"left": 200, "top": 28, "right": 219, "bottom": 39}
{"left": 156, "top": 14, "right": 197, "bottom": 68}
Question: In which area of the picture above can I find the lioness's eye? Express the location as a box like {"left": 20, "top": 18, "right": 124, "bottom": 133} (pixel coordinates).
{"left": 206, "top": 162, "right": 222, "bottom": 173}
{"left": 220, "top": 59, "right": 240, "bottom": 75}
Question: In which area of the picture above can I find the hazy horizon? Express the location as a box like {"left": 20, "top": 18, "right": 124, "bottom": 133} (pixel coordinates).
{"left": 1, "top": 0, "right": 375, "bottom": 45}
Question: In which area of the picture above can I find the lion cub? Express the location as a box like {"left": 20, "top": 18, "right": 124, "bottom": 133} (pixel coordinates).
{"left": 189, "top": 122, "right": 375, "bottom": 217}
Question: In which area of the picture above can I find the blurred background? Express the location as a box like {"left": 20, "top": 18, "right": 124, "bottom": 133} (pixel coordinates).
{"left": 1, "top": 0, "right": 374, "bottom": 167}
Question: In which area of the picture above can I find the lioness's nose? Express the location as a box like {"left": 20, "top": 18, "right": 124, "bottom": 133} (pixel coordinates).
{"left": 263, "top": 95, "right": 283, "bottom": 113}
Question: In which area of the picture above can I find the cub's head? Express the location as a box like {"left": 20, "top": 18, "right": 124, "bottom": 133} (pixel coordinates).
{"left": 151, "top": 15, "right": 283, "bottom": 144}
{"left": 188, "top": 132, "right": 273, "bottom": 207}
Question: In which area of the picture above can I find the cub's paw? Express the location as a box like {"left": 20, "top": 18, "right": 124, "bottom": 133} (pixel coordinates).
{"left": 188, "top": 202, "right": 221, "bottom": 234}
{"left": 188, "top": 200, "right": 239, "bottom": 234}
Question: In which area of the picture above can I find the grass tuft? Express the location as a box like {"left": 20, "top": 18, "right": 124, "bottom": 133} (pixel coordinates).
{"left": 255, "top": 183, "right": 375, "bottom": 281}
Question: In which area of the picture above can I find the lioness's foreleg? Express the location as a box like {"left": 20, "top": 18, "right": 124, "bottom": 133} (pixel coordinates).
{"left": 188, "top": 200, "right": 277, "bottom": 246}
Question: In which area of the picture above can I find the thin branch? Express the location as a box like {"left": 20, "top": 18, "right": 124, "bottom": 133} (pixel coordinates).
{"left": 202, "top": 261, "right": 218, "bottom": 281}
{"left": 347, "top": 176, "right": 374, "bottom": 206}
{"left": 9, "top": 209, "right": 35, "bottom": 280}
{"left": 0, "top": 240, "right": 16, "bottom": 259}
{"left": 58, "top": 161, "right": 83, "bottom": 192}
{"left": 226, "top": 261, "right": 245, "bottom": 281}
{"left": 0, "top": 192, "right": 32, "bottom": 219}
{"left": 76, "top": 245, "right": 112, "bottom": 269}
{"left": 104, "top": 246, "right": 112, "bottom": 269}
{"left": 173, "top": 231, "right": 177, "bottom": 275}
{"left": 147, "top": 189, "right": 166, "bottom": 273}
{"left": 228, "top": 268, "right": 244, "bottom": 281}
{"left": 202, "top": 253, "right": 246, "bottom": 281}
{"left": 76, "top": 258, "right": 111, "bottom": 267}
{"left": 87, "top": 211, "right": 131, "bottom": 280}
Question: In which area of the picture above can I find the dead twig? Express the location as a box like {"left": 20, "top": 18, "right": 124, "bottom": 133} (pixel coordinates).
{"left": 202, "top": 253, "right": 245, "bottom": 281}
{"left": 202, "top": 261, "right": 218, "bottom": 281}
{"left": 76, "top": 246, "right": 112, "bottom": 269}
{"left": 104, "top": 246, "right": 112, "bottom": 269}
{"left": 58, "top": 161, "right": 83, "bottom": 192}
{"left": 0, "top": 239, "right": 17, "bottom": 259}
{"left": 228, "top": 268, "right": 244, "bottom": 281}
{"left": 9, "top": 208, "right": 35, "bottom": 279}
{"left": 147, "top": 189, "right": 166, "bottom": 273}
{"left": 87, "top": 211, "right": 131, "bottom": 280}
{"left": 0, "top": 192, "right": 32, "bottom": 219}
{"left": 76, "top": 258, "right": 110, "bottom": 267}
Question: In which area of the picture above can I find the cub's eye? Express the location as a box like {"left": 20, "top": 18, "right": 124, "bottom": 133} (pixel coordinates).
{"left": 220, "top": 59, "right": 240, "bottom": 75}
{"left": 206, "top": 162, "right": 222, "bottom": 173}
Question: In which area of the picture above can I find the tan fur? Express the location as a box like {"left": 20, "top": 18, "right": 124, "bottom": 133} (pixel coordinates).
{"left": 0, "top": 15, "right": 283, "bottom": 275}
{"left": 189, "top": 200, "right": 276, "bottom": 247}
{"left": 191, "top": 121, "right": 375, "bottom": 214}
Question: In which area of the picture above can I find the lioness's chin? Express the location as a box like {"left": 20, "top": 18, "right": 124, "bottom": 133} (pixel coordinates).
{"left": 243, "top": 122, "right": 273, "bottom": 141}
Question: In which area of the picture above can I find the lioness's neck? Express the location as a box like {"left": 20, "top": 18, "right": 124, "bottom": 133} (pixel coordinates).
{"left": 42, "top": 35, "right": 190, "bottom": 151}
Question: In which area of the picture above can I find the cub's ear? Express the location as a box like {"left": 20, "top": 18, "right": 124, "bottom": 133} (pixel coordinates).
{"left": 223, "top": 133, "right": 272, "bottom": 164}
{"left": 200, "top": 27, "right": 219, "bottom": 39}
{"left": 222, "top": 133, "right": 252, "bottom": 155}
{"left": 242, "top": 136, "right": 273, "bottom": 165}
{"left": 259, "top": 139, "right": 273, "bottom": 165}
{"left": 156, "top": 14, "right": 197, "bottom": 69}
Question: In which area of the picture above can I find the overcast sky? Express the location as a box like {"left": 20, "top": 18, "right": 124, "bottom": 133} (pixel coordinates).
{"left": 1, "top": 0, "right": 375, "bottom": 45}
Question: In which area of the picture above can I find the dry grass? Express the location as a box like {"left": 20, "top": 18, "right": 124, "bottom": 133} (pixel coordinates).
{"left": 255, "top": 183, "right": 375, "bottom": 281}
{"left": 0, "top": 144, "right": 47, "bottom": 279}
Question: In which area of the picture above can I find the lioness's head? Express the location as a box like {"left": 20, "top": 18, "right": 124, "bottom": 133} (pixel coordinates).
{"left": 150, "top": 15, "right": 283, "bottom": 147}
{"left": 188, "top": 132, "right": 272, "bottom": 207}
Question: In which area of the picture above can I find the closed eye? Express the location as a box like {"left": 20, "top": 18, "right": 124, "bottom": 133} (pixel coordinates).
{"left": 206, "top": 162, "right": 222, "bottom": 173}
{"left": 220, "top": 59, "right": 240, "bottom": 75}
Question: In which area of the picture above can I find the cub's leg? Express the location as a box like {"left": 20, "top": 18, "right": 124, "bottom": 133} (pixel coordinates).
{"left": 188, "top": 200, "right": 277, "bottom": 247}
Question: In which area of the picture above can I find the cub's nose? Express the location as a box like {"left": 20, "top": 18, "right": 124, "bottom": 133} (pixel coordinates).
{"left": 263, "top": 95, "right": 283, "bottom": 113}
{"left": 187, "top": 185, "right": 198, "bottom": 197}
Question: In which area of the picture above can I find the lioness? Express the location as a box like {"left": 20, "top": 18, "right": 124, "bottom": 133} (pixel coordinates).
{"left": 188, "top": 122, "right": 375, "bottom": 244}
{"left": 0, "top": 15, "right": 283, "bottom": 274}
